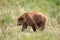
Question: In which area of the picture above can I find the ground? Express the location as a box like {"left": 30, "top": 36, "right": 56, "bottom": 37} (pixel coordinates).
{"left": 0, "top": 0, "right": 60, "bottom": 40}
{"left": 0, "top": 25, "right": 60, "bottom": 40}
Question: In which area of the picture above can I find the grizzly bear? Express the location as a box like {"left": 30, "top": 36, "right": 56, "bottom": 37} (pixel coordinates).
{"left": 17, "top": 12, "right": 46, "bottom": 32}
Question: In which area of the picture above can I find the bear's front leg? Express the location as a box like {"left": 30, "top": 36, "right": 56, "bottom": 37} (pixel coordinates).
{"left": 21, "top": 24, "right": 27, "bottom": 31}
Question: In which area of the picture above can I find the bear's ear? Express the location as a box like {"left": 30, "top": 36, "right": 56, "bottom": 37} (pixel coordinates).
{"left": 18, "top": 16, "right": 24, "bottom": 21}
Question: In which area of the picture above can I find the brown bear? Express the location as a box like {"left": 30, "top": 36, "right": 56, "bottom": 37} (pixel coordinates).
{"left": 17, "top": 12, "right": 46, "bottom": 32}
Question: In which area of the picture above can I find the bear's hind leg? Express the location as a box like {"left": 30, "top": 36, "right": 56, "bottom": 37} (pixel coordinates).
{"left": 32, "top": 24, "right": 38, "bottom": 32}
{"left": 40, "top": 23, "right": 45, "bottom": 31}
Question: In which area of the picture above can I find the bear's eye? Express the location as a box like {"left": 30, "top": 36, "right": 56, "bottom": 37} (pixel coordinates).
{"left": 18, "top": 16, "right": 24, "bottom": 21}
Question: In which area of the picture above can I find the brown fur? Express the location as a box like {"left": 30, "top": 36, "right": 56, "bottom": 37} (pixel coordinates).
{"left": 17, "top": 12, "right": 46, "bottom": 31}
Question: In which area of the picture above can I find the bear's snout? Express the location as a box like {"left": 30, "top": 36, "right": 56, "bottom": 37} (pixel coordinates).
{"left": 17, "top": 22, "right": 21, "bottom": 26}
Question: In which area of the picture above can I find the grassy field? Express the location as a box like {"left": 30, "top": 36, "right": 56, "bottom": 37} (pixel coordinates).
{"left": 0, "top": 0, "right": 60, "bottom": 40}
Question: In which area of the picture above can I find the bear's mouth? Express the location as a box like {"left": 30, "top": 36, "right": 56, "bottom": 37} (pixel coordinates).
{"left": 17, "top": 23, "right": 21, "bottom": 26}
{"left": 17, "top": 21, "right": 21, "bottom": 25}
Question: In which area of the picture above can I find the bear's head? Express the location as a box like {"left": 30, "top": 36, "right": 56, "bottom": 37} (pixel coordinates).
{"left": 17, "top": 16, "right": 26, "bottom": 25}
{"left": 17, "top": 16, "right": 24, "bottom": 25}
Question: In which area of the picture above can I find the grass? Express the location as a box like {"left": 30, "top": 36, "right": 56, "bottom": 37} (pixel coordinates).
{"left": 0, "top": 26, "right": 60, "bottom": 40}
{"left": 0, "top": 0, "right": 60, "bottom": 40}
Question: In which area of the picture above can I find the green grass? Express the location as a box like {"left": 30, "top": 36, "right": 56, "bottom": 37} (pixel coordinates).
{"left": 0, "top": 27, "right": 60, "bottom": 40}
{"left": 0, "top": 0, "right": 60, "bottom": 40}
